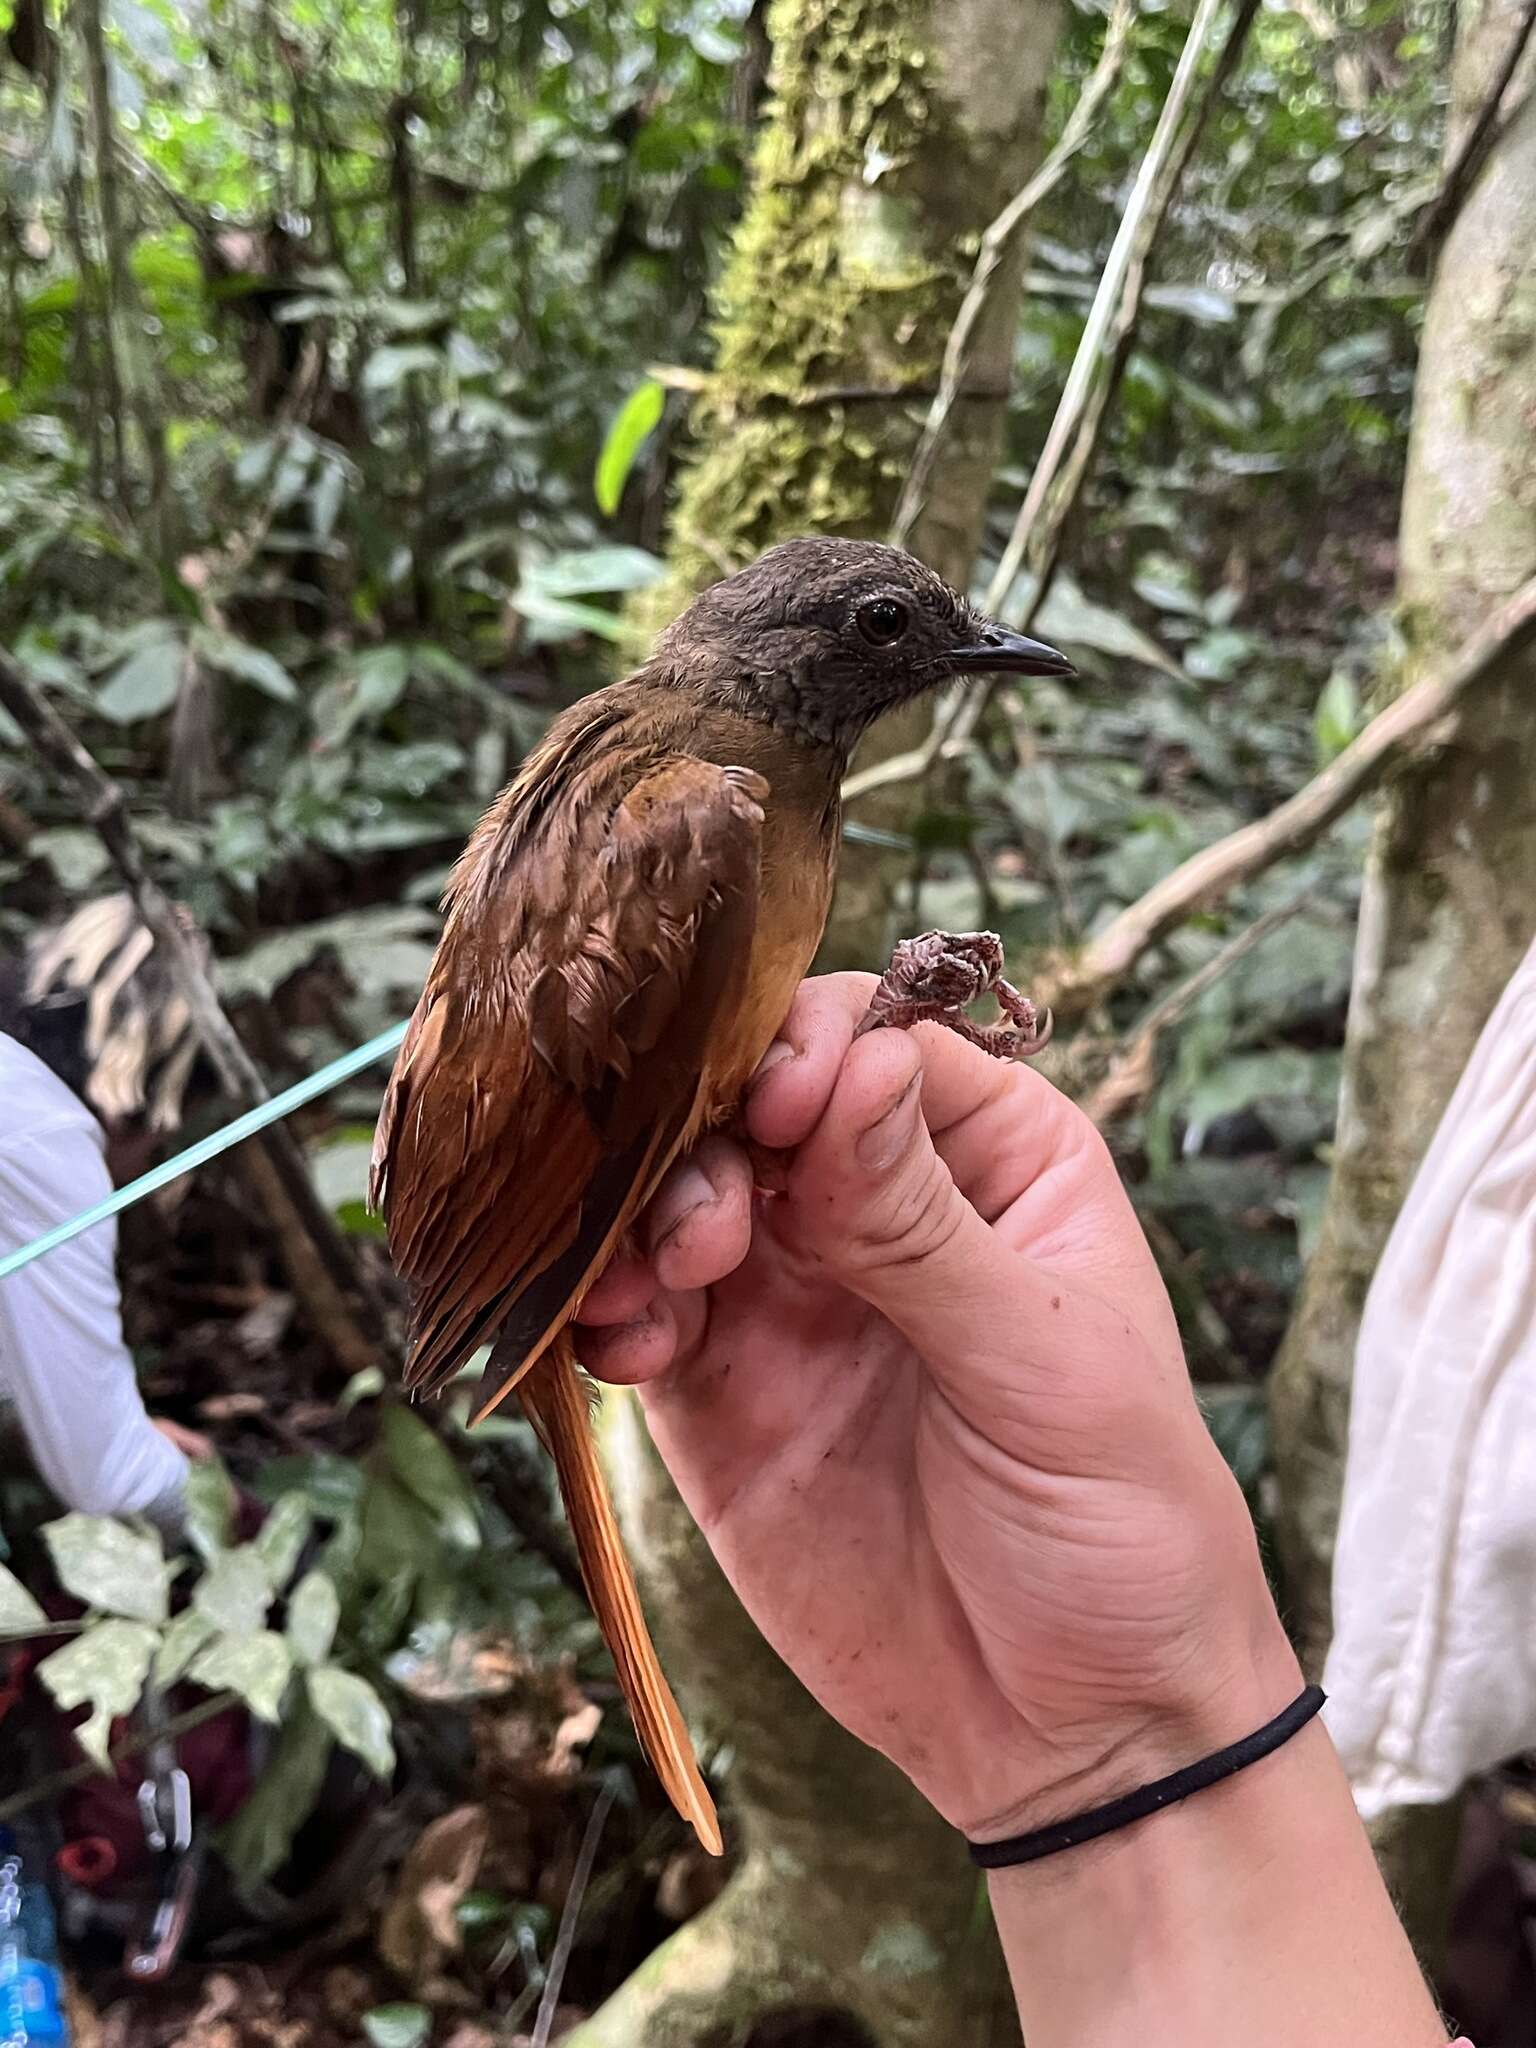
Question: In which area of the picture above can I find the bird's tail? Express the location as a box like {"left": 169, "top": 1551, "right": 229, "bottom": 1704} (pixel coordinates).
{"left": 519, "top": 1334, "right": 722, "bottom": 1856}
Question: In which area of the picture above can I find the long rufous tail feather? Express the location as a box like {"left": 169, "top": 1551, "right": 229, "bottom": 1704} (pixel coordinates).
{"left": 519, "top": 1336, "right": 722, "bottom": 1856}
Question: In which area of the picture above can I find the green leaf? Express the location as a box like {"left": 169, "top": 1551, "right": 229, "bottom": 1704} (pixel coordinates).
{"left": 1314, "top": 668, "right": 1360, "bottom": 765}
{"left": 0, "top": 1560, "right": 46, "bottom": 1637}
{"left": 188, "top": 1629, "right": 293, "bottom": 1724}
{"left": 154, "top": 1606, "right": 215, "bottom": 1686}
{"left": 184, "top": 1459, "right": 237, "bottom": 1562}
{"left": 381, "top": 1408, "right": 481, "bottom": 1551}
{"left": 526, "top": 543, "right": 665, "bottom": 596}
{"left": 362, "top": 2005, "right": 430, "bottom": 2048}
{"left": 337, "top": 1365, "right": 385, "bottom": 1413}
{"left": 38, "top": 1619, "right": 158, "bottom": 1768}
{"left": 218, "top": 1698, "right": 333, "bottom": 1884}
{"left": 285, "top": 1569, "right": 340, "bottom": 1668}
{"left": 1001, "top": 572, "right": 1185, "bottom": 681}
{"left": 191, "top": 627, "right": 299, "bottom": 703}
{"left": 594, "top": 379, "right": 665, "bottom": 515}
{"left": 307, "top": 1665, "right": 395, "bottom": 1779}
{"left": 193, "top": 1547, "right": 271, "bottom": 1637}
{"left": 253, "top": 1492, "right": 313, "bottom": 1593}
{"left": 42, "top": 1515, "right": 169, "bottom": 1624}
{"left": 363, "top": 343, "right": 442, "bottom": 393}
{"left": 509, "top": 588, "right": 628, "bottom": 644}
{"left": 96, "top": 630, "right": 184, "bottom": 723}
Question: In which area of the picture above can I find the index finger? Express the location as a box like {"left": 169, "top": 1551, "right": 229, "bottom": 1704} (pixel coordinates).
{"left": 746, "top": 969, "right": 1091, "bottom": 1222}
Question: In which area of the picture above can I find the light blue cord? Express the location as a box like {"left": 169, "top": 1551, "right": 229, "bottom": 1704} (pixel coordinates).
{"left": 0, "top": 1020, "right": 408, "bottom": 1281}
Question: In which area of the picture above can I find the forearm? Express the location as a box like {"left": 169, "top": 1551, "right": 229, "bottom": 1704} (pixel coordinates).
{"left": 990, "top": 1714, "right": 1449, "bottom": 2048}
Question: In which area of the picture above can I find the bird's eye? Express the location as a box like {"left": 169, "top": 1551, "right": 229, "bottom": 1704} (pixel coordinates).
{"left": 856, "top": 597, "right": 909, "bottom": 646}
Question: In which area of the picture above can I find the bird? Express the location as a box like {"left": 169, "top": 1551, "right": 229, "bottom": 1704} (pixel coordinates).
{"left": 370, "top": 536, "right": 1073, "bottom": 1853}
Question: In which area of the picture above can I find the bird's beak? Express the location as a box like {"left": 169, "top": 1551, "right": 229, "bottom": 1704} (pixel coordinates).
{"left": 948, "top": 620, "right": 1075, "bottom": 678}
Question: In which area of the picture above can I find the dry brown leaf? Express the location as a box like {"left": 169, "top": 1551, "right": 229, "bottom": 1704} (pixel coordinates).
{"left": 378, "top": 1804, "right": 490, "bottom": 1980}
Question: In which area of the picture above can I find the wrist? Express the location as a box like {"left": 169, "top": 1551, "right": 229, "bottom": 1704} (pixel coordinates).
{"left": 987, "top": 1719, "right": 1448, "bottom": 2048}
{"left": 964, "top": 1579, "right": 1305, "bottom": 1849}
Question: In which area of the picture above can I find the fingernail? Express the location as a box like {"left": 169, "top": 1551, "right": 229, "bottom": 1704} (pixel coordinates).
{"left": 750, "top": 1040, "right": 797, "bottom": 1088}
{"left": 856, "top": 1073, "right": 921, "bottom": 1171}
{"left": 650, "top": 1161, "right": 714, "bottom": 1246}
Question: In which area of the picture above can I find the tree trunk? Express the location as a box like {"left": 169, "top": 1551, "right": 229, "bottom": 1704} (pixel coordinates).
{"left": 1269, "top": 0, "right": 1536, "bottom": 1960}
{"left": 582, "top": 3, "right": 1060, "bottom": 2041}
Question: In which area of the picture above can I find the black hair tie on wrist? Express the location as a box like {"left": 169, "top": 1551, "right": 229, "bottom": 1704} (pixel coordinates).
{"left": 966, "top": 1685, "right": 1327, "bottom": 1870}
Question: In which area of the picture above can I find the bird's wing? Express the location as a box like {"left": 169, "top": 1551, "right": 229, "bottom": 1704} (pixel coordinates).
{"left": 371, "top": 729, "right": 766, "bottom": 1405}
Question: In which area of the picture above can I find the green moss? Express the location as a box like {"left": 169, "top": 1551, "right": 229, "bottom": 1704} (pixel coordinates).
{"left": 634, "top": 0, "right": 976, "bottom": 640}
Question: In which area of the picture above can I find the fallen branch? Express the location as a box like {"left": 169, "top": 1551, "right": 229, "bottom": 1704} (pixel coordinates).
{"left": 888, "top": 0, "right": 1136, "bottom": 551}
{"left": 0, "top": 652, "right": 385, "bottom": 1378}
{"left": 1045, "top": 571, "right": 1536, "bottom": 1022}
{"left": 1080, "top": 895, "right": 1309, "bottom": 1126}
{"left": 1407, "top": 0, "right": 1536, "bottom": 271}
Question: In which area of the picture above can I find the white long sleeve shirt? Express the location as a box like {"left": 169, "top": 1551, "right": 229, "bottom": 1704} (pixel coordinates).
{"left": 0, "top": 1033, "right": 187, "bottom": 1524}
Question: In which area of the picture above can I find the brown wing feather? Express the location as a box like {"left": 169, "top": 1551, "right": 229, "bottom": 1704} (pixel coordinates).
{"left": 371, "top": 716, "right": 765, "bottom": 1398}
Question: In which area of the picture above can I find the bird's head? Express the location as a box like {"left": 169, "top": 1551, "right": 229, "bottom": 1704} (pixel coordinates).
{"left": 652, "top": 536, "right": 1074, "bottom": 753}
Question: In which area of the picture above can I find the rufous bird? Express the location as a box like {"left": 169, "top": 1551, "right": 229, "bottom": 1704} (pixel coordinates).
{"left": 371, "top": 537, "right": 1072, "bottom": 1853}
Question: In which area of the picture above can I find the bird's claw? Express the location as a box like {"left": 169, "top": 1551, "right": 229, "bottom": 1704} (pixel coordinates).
{"left": 853, "top": 930, "right": 1053, "bottom": 1061}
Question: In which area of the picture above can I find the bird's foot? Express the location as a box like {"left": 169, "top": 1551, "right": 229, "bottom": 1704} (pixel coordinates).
{"left": 854, "top": 930, "right": 1053, "bottom": 1061}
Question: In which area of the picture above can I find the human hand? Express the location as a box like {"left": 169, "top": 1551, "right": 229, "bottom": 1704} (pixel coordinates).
{"left": 574, "top": 973, "right": 1299, "bottom": 1841}
{"left": 153, "top": 1417, "right": 215, "bottom": 1462}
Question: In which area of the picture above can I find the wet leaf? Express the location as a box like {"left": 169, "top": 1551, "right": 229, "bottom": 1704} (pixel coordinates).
{"left": 191, "top": 626, "right": 298, "bottom": 702}
{"left": 42, "top": 1515, "right": 169, "bottom": 1624}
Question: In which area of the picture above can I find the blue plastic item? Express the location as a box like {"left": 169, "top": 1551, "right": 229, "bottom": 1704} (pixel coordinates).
{"left": 0, "top": 1827, "right": 71, "bottom": 2046}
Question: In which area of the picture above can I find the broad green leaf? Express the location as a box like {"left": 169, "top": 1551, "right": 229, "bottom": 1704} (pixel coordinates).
{"left": 30, "top": 828, "right": 111, "bottom": 891}
{"left": 96, "top": 631, "right": 184, "bottom": 723}
{"left": 594, "top": 379, "right": 665, "bottom": 515}
{"left": 337, "top": 1365, "right": 385, "bottom": 1414}
{"left": 999, "top": 571, "right": 1184, "bottom": 681}
{"left": 362, "top": 2005, "right": 430, "bottom": 2048}
{"left": 0, "top": 1560, "right": 46, "bottom": 1637}
{"left": 381, "top": 1408, "right": 481, "bottom": 1550}
{"left": 218, "top": 1699, "right": 332, "bottom": 1884}
{"left": 1314, "top": 668, "right": 1360, "bottom": 765}
{"left": 184, "top": 1458, "right": 237, "bottom": 1562}
{"left": 510, "top": 588, "right": 627, "bottom": 644}
{"left": 253, "top": 1492, "right": 313, "bottom": 1593}
{"left": 154, "top": 1607, "right": 215, "bottom": 1687}
{"left": 308, "top": 1665, "right": 396, "bottom": 1779}
{"left": 188, "top": 1629, "right": 293, "bottom": 1724}
{"left": 191, "top": 627, "right": 298, "bottom": 703}
{"left": 42, "top": 1514, "right": 169, "bottom": 1624}
{"left": 38, "top": 1620, "right": 158, "bottom": 1768}
{"left": 363, "top": 343, "right": 441, "bottom": 393}
{"left": 193, "top": 1547, "right": 271, "bottom": 1637}
{"left": 285, "top": 1569, "right": 340, "bottom": 1668}
{"left": 526, "top": 543, "right": 665, "bottom": 596}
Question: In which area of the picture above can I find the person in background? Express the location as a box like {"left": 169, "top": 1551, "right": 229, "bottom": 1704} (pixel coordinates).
{"left": 0, "top": 896, "right": 211, "bottom": 1526}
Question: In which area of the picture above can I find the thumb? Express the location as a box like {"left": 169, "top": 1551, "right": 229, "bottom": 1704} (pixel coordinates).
{"left": 787, "top": 1028, "right": 1057, "bottom": 1405}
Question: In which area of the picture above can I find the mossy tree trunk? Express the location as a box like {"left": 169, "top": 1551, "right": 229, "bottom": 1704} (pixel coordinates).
{"left": 1269, "top": 0, "right": 1536, "bottom": 1963}
{"left": 582, "top": 4, "right": 1061, "bottom": 2043}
